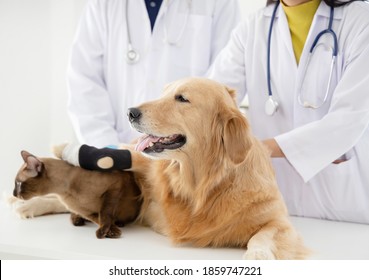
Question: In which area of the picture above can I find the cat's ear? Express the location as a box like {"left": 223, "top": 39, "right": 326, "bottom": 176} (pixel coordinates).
{"left": 21, "top": 150, "right": 43, "bottom": 176}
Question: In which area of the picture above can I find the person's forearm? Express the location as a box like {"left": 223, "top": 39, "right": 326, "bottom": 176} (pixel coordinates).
{"left": 262, "top": 138, "right": 285, "bottom": 158}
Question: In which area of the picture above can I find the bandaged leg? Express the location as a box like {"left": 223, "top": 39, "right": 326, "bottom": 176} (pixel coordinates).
{"left": 79, "top": 144, "right": 131, "bottom": 171}
{"left": 58, "top": 143, "right": 132, "bottom": 171}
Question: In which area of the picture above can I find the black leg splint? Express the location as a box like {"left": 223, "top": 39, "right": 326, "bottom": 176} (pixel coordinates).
{"left": 79, "top": 144, "right": 132, "bottom": 171}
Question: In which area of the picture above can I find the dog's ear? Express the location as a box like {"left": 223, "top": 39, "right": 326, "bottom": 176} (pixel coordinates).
{"left": 21, "top": 150, "right": 43, "bottom": 177}
{"left": 223, "top": 109, "right": 251, "bottom": 165}
{"left": 225, "top": 86, "right": 237, "bottom": 102}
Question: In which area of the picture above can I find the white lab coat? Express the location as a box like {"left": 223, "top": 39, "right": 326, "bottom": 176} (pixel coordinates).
{"left": 208, "top": 1, "right": 369, "bottom": 223}
{"left": 67, "top": 0, "right": 240, "bottom": 147}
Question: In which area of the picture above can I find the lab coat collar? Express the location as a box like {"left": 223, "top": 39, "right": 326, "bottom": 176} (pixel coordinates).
{"left": 263, "top": 1, "right": 343, "bottom": 20}
{"left": 315, "top": 1, "right": 343, "bottom": 19}
{"left": 156, "top": 0, "right": 169, "bottom": 20}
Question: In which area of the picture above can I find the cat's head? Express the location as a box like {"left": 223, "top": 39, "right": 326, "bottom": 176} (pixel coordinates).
{"left": 13, "top": 151, "right": 47, "bottom": 200}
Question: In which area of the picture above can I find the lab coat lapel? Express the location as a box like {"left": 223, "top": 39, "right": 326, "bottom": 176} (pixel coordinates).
{"left": 270, "top": 4, "right": 298, "bottom": 119}
{"left": 276, "top": 6, "right": 297, "bottom": 70}
{"left": 128, "top": 0, "right": 151, "bottom": 50}
{"left": 153, "top": 0, "right": 168, "bottom": 32}
{"left": 297, "top": 2, "right": 329, "bottom": 78}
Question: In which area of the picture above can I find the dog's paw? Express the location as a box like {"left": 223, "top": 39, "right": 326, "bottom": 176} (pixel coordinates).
{"left": 243, "top": 247, "right": 276, "bottom": 260}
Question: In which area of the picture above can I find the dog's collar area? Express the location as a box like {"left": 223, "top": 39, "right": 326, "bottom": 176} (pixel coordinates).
{"left": 135, "top": 134, "right": 186, "bottom": 153}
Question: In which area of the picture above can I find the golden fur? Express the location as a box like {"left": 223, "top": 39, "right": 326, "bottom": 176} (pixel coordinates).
{"left": 125, "top": 77, "right": 309, "bottom": 259}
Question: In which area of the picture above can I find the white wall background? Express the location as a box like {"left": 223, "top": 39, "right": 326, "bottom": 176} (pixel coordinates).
{"left": 0, "top": 0, "right": 264, "bottom": 195}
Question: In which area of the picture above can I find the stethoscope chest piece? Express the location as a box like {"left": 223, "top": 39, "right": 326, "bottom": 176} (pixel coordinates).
{"left": 265, "top": 96, "right": 279, "bottom": 116}
{"left": 126, "top": 46, "right": 140, "bottom": 64}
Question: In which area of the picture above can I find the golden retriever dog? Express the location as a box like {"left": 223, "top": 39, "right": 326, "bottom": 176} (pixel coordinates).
{"left": 12, "top": 77, "right": 309, "bottom": 259}
{"left": 123, "top": 77, "right": 309, "bottom": 259}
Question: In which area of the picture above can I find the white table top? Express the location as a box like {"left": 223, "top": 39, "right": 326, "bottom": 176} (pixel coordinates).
{"left": 1, "top": 200, "right": 369, "bottom": 260}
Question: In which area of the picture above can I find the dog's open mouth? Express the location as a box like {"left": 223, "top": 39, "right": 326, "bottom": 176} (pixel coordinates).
{"left": 135, "top": 134, "right": 186, "bottom": 153}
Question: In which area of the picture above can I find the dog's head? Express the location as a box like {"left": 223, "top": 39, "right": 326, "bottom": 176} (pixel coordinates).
{"left": 128, "top": 78, "right": 251, "bottom": 165}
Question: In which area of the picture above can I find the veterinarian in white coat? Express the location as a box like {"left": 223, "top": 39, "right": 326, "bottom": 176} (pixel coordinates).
{"left": 208, "top": 0, "right": 369, "bottom": 224}
{"left": 67, "top": 0, "right": 240, "bottom": 147}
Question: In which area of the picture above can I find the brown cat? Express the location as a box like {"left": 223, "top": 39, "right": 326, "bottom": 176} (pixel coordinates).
{"left": 13, "top": 150, "right": 142, "bottom": 239}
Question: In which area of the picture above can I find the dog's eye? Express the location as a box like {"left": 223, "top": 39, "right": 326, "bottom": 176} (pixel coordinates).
{"left": 175, "top": 94, "right": 190, "bottom": 103}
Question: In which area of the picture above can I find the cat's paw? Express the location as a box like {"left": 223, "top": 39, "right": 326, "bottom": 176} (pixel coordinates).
{"left": 7, "top": 195, "right": 36, "bottom": 218}
{"left": 106, "top": 225, "right": 122, "bottom": 238}
{"left": 11, "top": 195, "right": 68, "bottom": 219}
{"left": 13, "top": 199, "right": 37, "bottom": 219}
{"left": 96, "top": 225, "right": 110, "bottom": 239}
{"left": 96, "top": 224, "right": 122, "bottom": 239}
{"left": 70, "top": 213, "right": 86, "bottom": 226}
{"left": 115, "top": 220, "right": 126, "bottom": 227}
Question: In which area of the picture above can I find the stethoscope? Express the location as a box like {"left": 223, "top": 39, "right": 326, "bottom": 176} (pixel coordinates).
{"left": 265, "top": 1, "right": 338, "bottom": 116}
{"left": 125, "top": 0, "right": 192, "bottom": 64}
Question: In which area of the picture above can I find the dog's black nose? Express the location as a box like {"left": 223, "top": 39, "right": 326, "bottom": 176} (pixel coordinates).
{"left": 127, "top": 107, "right": 142, "bottom": 123}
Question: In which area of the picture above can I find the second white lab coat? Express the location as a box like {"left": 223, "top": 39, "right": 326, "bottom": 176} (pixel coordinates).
{"left": 67, "top": 0, "right": 240, "bottom": 147}
{"left": 208, "top": 1, "right": 369, "bottom": 223}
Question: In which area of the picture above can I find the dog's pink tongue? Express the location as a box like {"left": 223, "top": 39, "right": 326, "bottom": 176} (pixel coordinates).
{"left": 135, "top": 135, "right": 160, "bottom": 152}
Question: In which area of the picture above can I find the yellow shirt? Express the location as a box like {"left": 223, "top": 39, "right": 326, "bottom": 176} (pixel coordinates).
{"left": 281, "top": 0, "right": 321, "bottom": 64}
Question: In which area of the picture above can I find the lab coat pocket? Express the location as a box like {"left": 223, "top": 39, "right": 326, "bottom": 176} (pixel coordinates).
{"left": 319, "top": 156, "right": 365, "bottom": 214}
{"left": 166, "top": 14, "right": 212, "bottom": 76}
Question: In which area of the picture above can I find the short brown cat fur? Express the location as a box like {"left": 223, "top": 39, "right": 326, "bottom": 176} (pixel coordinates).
{"left": 13, "top": 150, "right": 142, "bottom": 239}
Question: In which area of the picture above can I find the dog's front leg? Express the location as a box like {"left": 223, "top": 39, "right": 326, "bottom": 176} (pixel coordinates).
{"left": 243, "top": 224, "right": 277, "bottom": 260}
